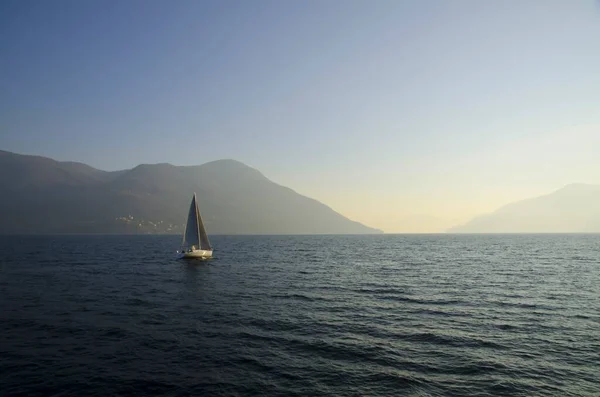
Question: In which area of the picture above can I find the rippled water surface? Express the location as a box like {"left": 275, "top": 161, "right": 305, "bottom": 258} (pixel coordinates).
{"left": 1, "top": 234, "right": 599, "bottom": 396}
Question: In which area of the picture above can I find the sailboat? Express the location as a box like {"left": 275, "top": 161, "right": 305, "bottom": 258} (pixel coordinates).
{"left": 178, "top": 193, "right": 213, "bottom": 259}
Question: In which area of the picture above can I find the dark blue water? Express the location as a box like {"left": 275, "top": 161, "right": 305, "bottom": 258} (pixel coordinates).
{"left": 1, "top": 234, "right": 599, "bottom": 396}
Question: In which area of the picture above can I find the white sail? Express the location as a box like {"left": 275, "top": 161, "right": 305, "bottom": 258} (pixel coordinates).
{"left": 196, "top": 196, "right": 212, "bottom": 250}
{"left": 182, "top": 194, "right": 200, "bottom": 249}
{"left": 180, "top": 193, "right": 212, "bottom": 257}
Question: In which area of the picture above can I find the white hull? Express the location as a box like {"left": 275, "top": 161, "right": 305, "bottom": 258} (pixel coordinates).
{"left": 180, "top": 249, "right": 213, "bottom": 259}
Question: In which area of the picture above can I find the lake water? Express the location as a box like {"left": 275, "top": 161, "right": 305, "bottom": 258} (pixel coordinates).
{"left": 1, "top": 234, "right": 599, "bottom": 396}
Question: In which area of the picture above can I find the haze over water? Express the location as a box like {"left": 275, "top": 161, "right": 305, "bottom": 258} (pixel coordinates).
{"left": 2, "top": 0, "right": 599, "bottom": 232}
{"left": 1, "top": 234, "right": 599, "bottom": 396}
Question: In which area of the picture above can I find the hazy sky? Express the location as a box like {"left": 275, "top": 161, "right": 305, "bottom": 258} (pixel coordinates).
{"left": 1, "top": 0, "right": 599, "bottom": 232}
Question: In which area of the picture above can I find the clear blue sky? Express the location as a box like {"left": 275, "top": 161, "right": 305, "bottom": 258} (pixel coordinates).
{"left": 1, "top": 0, "right": 599, "bottom": 231}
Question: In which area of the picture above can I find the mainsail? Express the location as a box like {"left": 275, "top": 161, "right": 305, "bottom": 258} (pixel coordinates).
{"left": 195, "top": 194, "right": 212, "bottom": 250}
{"left": 182, "top": 193, "right": 212, "bottom": 250}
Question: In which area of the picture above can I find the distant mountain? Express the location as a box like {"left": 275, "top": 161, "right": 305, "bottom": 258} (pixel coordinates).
{"left": 448, "top": 184, "right": 600, "bottom": 233}
{"left": 0, "top": 150, "right": 381, "bottom": 234}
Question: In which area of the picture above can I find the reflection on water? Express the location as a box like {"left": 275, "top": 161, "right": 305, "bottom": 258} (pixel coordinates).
{"left": 0, "top": 234, "right": 599, "bottom": 396}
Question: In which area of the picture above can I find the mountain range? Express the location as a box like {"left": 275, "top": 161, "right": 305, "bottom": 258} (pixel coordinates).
{"left": 448, "top": 183, "right": 600, "bottom": 233}
{"left": 0, "top": 150, "right": 382, "bottom": 235}
{"left": 3, "top": 150, "right": 598, "bottom": 234}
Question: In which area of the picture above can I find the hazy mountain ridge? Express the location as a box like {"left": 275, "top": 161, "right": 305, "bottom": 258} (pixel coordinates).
{"left": 0, "top": 151, "right": 382, "bottom": 234}
{"left": 448, "top": 183, "right": 600, "bottom": 233}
